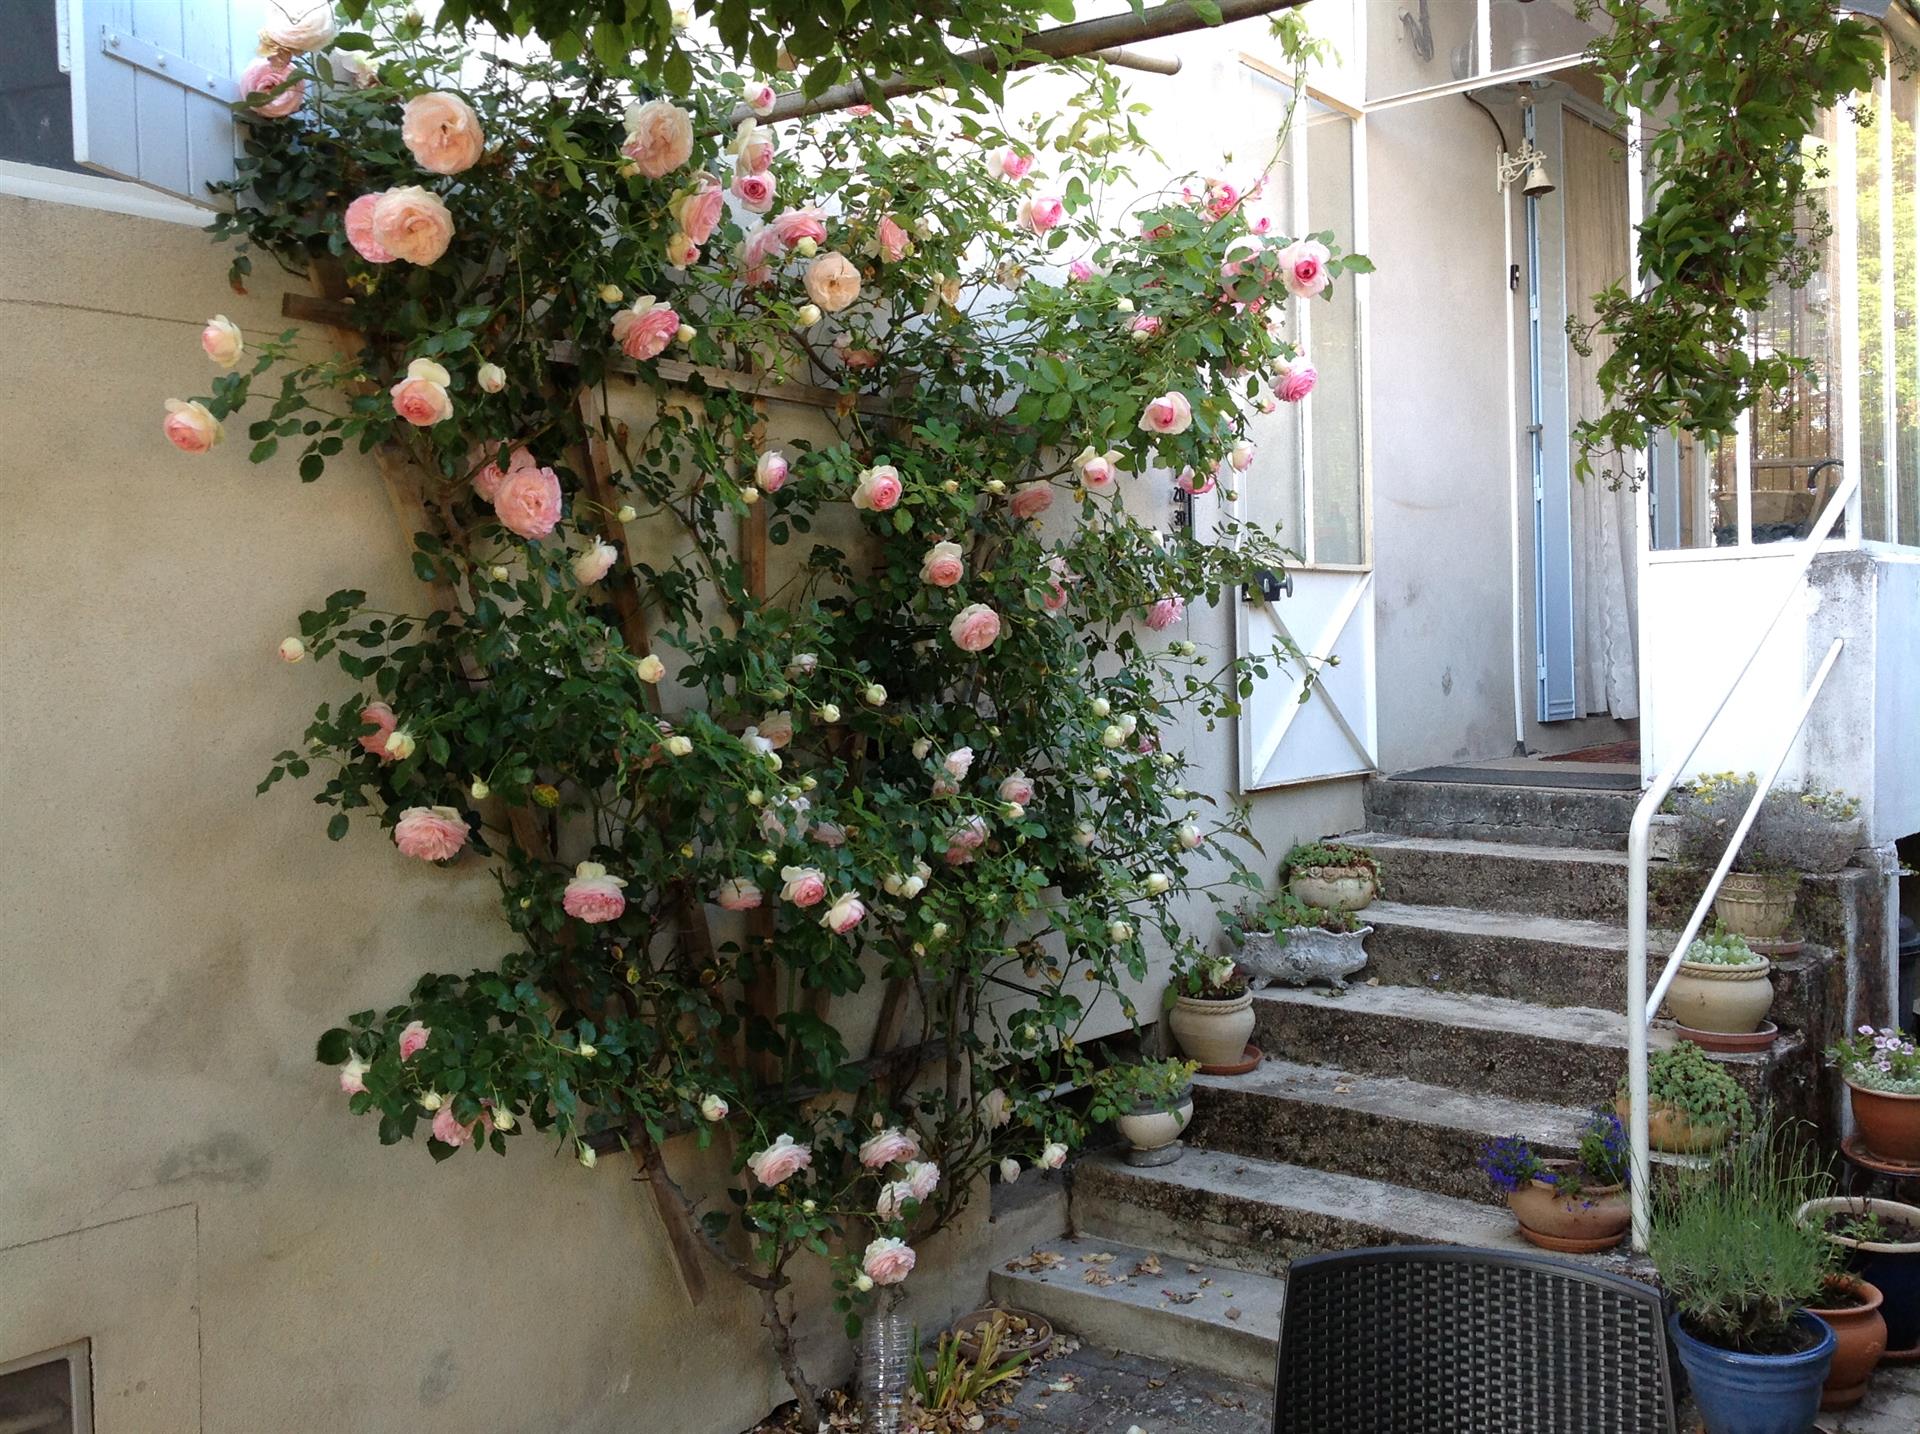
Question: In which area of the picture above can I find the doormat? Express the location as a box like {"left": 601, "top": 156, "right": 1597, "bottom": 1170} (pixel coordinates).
{"left": 1391, "top": 764, "right": 1641, "bottom": 791}
{"left": 1543, "top": 741, "right": 1641, "bottom": 764}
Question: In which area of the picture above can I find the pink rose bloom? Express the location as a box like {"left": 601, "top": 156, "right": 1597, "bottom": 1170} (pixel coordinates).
{"left": 201, "top": 315, "right": 243, "bottom": 368}
{"left": 805, "top": 252, "right": 862, "bottom": 312}
{"left": 862, "top": 1237, "right": 916, "bottom": 1286}
{"left": 394, "top": 805, "right": 469, "bottom": 862}
{"left": 757, "top": 710, "right": 794, "bottom": 749}
{"left": 493, "top": 462, "right": 563, "bottom": 540}
{"left": 1206, "top": 179, "right": 1241, "bottom": 218}
{"left": 780, "top": 865, "right": 827, "bottom": 908}
{"left": 562, "top": 861, "right": 628, "bottom": 923}
{"left": 755, "top": 450, "right": 789, "bottom": 492}
{"left": 941, "top": 747, "right": 974, "bottom": 781}
{"left": 1175, "top": 466, "right": 1215, "bottom": 496}
{"left": 162, "top": 399, "right": 221, "bottom": 453}
{"left": 665, "top": 232, "right": 700, "bottom": 268}
{"left": 877, "top": 215, "right": 911, "bottom": 263}
{"left": 732, "top": 170, "right": 776, "bottom": 213}
{"left": 1010, "top": 482, "right": 1053, "bottom": 520}
{"left": 998, "top": 773, "right": 1035, "bottom": 806}
{"left": 572, "top": 538, "right": 617, "bottom": 585}
{"left": 949, "top": 603, "right": 1002, "bottom": 652}
{"left": 1078, "top": 448, "right": 1121, "bottom": 493}
{"left": 1278, "top": 238, "right": 1331, "bottom": 298}
{"left": 612, "top": 298, "right": 681, "bottom": 361}
{"left": 344, "top": 194, "right": 396, "bottom": 263}
{"left": 860, "top": 1126, "right": 921, "bottom": 1169}
{"left": 390, "top": 358, "right": 453, "bottom": 427}
{"left": 239, "top": 57, "right": 304, "bottom": 118}
{"left": 875, "top": 1179, "right": 914, "bottom": 1220}
{"left": 995, "top": 147, "right": 1034, "bottom": 180}
{"left": 1129, "top": 314, "right": 1162, "bottom": 340}
{"left": 821, "top": 892, "right": 867, "bottom": 936}
{"left": 848, "top": 103, "right": 874, "bottom": 117}
{"left": 370, "top": 186, "right": 455, "bottom": 265}
{"left": 1138, "top": 391, "right": 1194, "bottom": 435}
{"left": 471, "top": 442, "right": 532, "bottom": 501}
{"left": 677, "top": 182, "right": 726, "bottom": 245}
{"left": 852, "top": 464, "right": 902, "bottom": 512}
{"left": 622, "top": 99, "right": 694, "bottom": 179}
{"left": 743, "top": 80, "right": 777, "bottom": 117}
{"left": 810, "top": 821, "right": 846, "bottom": 847}
{"left": 715, "top": 877, "right": 763, "bottom": 911}
{"left": 1146, "top": 596, "right": 1186, "bottom": 631}
{"left": 338, "top": 1057, "right": 368, "bottom": 1094}
{"left": 770, "top": 209, "right": 828, "bottom": 249}
{"left": 398, "top": 1020, "right": 431, "bottom": 1060}
{"left": 1068, "top": 259, "right": 1095, "bottom": 282}
{"left": 1229, "top": 439, "right": 1256, "bottom": 471}
{"left": 1019, "top": 194, "right": 1065, "bottom": 234}
{"left": 731, "top": 121, "right": 775, "bottom": 174}
{"left": 920, "top": 540, "right": 965, "bottom": 588}
{"left": 1043, "top": 572, "right": 1070, "bottom": 612}
{"left": 401, "top": 92, "right": 485, "bottom": 175}
{"left": 1275, "top": 358, "right": 1318, "bottom": 403}
{"left": 905, "top": 1160, "right": 941, "bottom": 1201}
{"left": 431, "top": 1105, "right": 477, "bottom": 1147}
{"left": 948, "top": 815, "right": 989, "bottom": 854}
{"left": 842, "top": 348, "right": 880, "bottom": 370}
{"left": 746, "top": 1133, "right": 812, "bottom": 1186}
{"left": 358, "top": 702, "right": 399, "bottom": 759}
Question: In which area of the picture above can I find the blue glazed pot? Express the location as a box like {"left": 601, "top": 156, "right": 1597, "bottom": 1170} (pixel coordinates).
{"left": 1669, "top": 1311, "right": 1835, "bottom": 1434}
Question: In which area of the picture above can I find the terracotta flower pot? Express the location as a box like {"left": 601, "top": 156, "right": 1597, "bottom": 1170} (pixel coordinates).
{"left": 1506, "top": 1163, "right": 1630, "bottom": 1252}
{"left": 1806, "top": 1275, "right": 1887, "bottom": 1410}
{"left": 1616, "top": 1095, "right": 1730, "bottom": 1154}
{"left": 1713, "top": 871, "right": 1799, "bottom": 941}
{"left": 1846, "top": 1079, "right": 1920, "bottom": 1164}
{"left": 1288, "top": 867, "right": 1376, "bottom": 913}
{"left": 1662, "top": 958, "right": 1775, "bottom": 1034}
{"left": 1167, "top": 993, "right": 1254, "bottom": 1067}
{"left": 1798, "top": 1197, "right": 1920, "bottom": 1353}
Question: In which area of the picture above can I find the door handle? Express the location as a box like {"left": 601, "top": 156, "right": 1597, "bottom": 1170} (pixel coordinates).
{"left": 1244, "top": 568, "right": 1292, "bottom": 602}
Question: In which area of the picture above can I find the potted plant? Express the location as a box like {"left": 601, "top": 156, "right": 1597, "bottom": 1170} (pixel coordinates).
{"left": 1282, "top": 840, "right": 1381, "bottom": 913}
{"left": 1224, "top": 891, "right": 1371, "bottom": 990}
{"left": 1662, "top": 925, "right": 1775, "bottom": 1044}
{"left": 1671, "top": 776, "right": 1861, "bottom": 943}
{"left": 1803, "top": 1274, "right": 1887, "bottom": 1409}
{"left": 1825, "top": 1026, "right": 1920, "bottom": 1164}
{"left": 1088, "top": 1058, "right": 1198, "bottom": 1167}
{"left": 1797, "top": 1198, "right": 1920, "bottom": 1358}
{"left": 1650, "top": 1128, "right": 1839, "bottom": 1434}
{"left": 1476, "top": 1110, "right": 1631, "bottom": 1252}
{"left": 1615, "top": 1041, "right": 1752, "bottom": 1153}
{"left": 1164, "top": 952, "right": 1255, "bottom": 1069}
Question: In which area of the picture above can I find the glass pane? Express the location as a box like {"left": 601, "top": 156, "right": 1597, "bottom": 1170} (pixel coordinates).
{"left": 1490, "top": 0, "right": 1601, "bottom": 73}
{"left": 1241, "top": 128, "right": 1304, "bottom": 552}
{"left": 1305, "top": 102, "right": 1365, "bottom": 565}
{"left": 1858, "top": 90, "right": 1891, "bottom": 541}
{"left": 1367, "top": 0, "right": 1478, "bottom": 103}
{"left": 0, "top": 2, "right": 82, "bottom": 173}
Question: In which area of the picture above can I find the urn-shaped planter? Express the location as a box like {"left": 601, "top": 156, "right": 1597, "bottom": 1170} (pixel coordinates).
{"left": 1287, "top": 866, "right": 1376, "bottom": 913}
{"left": 1167, "top": 993, "right": 1254, "bottom": 1068}
{"left": 1504, "top": 1163, "right": 1630, "bottom": 1253}
{"left": 1845, "top": 1080, "right": 1920, "bottom": 1165}
{"left": 1237, "top": 926, "right": 1371, "bottom": 990}
{"left": 1115, "top": 1086, "right": 1194, "bottom": 1166}
{"left": 1806, "top": 1276, "right": 1887, "bottom": 1410}
{"left": 1663, "top": 957, "right": 1775, "bottom": 1034}
{"left": 1713, "top": 871, "right": 1799, "bottom": 941}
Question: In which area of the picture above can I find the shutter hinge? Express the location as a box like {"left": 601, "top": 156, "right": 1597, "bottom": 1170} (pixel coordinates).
{"left": 99, "top": 26, "right": 235, "bottom": 100}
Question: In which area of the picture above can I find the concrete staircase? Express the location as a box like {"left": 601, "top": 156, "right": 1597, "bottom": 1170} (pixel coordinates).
{"left": 993, "top": 773, "right": 1830, "bottom": 1389}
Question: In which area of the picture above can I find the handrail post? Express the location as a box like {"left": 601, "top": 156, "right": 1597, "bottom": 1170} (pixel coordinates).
{"left": 1626, "top": 803, "right": 1653, "bottom": 1252}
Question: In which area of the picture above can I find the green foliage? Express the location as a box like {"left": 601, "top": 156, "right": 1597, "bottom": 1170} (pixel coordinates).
{"left": 1683, "top": 924, "right": 1762, "bottom": 968}
{"left": 1624, "top": 1041, "right": 1753, "bottom": 1132}
{"left": 1280, "top": 839, "right": 1379, "bottom": 880}
{"left": 1827, "top": 1025, "right": 1920, "bottom": 1093}
{"left": 1668, "top": 773, "right": 1863, "bottom": 875}
{"left": 1573, "top": 0, "right": 1885, "bottom": 485}
{"left": 1221, "top": 888, "right": 1360, "bottom": 945}
{"left": 1650, "top": 1125, "right": 1837, "bottom": 1352}
{"left": 1165, "top": 947, "right": 1249, "bottom": 1002}
{"left": 910, "top": 1311, "right": 1031, "bottom": 1416}
{"left": 1086, "top": 1057, "right": 1196, "bottom": 1119}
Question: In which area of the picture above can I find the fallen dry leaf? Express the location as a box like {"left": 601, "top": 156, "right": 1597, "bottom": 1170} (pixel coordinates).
{"left": 1162, "top": 1289, "right": 1201, "bottom": 1305}
{"left": 1131, "top": 1254, "right": 1164, "bottom": 1277}
{"left": 1081, "top": 1251, "right": 1117, "bottom": 1265}
{"left": 1226, "top": 1307, "right": 1243, "bottom": 1322}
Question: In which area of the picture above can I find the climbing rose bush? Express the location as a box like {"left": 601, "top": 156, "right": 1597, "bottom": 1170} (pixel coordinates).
{"left": 172, "top": 2, "right": 1362, "bottom": 1416}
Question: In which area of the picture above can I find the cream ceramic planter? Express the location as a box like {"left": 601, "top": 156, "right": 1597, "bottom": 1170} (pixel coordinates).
{"left": 1116, "top": 1096, "right": 1194, "bottom": 1155}
{"left": 1288, "top": 867, "right": 1376, "bottom": 913}
{"left": 1713, "top": 871, "right": 1799, "bottom": 941}
{"left": 1167, "top": 993, "right": 1255, "bottom": 1067}
{"left": 1662, "top": 958, "right": 1775, "bottom": 1034}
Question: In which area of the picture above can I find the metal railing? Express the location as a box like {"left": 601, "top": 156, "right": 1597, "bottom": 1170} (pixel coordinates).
{"left": 1624, "top": 467, "right": 1858, "bottom": 1251}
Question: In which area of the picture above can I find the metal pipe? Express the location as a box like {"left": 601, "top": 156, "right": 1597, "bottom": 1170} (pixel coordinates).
{"left": 1094, "top": 47, "right": 1183, "bottom": 76}
{"left": 730, "top": 0, "right": 1299, "bottom": 128}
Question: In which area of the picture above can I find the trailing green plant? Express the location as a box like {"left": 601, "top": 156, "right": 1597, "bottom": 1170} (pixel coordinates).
{"left": 1649, "top": 1125, "right": 1838, "bottom": 1353}
{"left": 1625, "top": 1041, "right": 1753, "bottom": 1134}
{"left": 1683, "top": 924, "right": 1763, "bottom": 968}
{"left": 1086, "top": 1057, "right": 1197, "bottom": 1120}
{"left": 909, "top": 1311, "right": 1032, "bottom": 1420}
{"left": 1668, "top": 773, "right": 1862, "bottom": 876}
{"left": 1572, "top": 0, "right": 1885, "bottom": 487}
{"left": 1827, "top": 1025, "right": 1920, "bottom": 1094}
{"left": 1221, "top": 888, "right": 1361, "bottom": 945}
{"left": 1282, "top": 840, "right": 1380, "bottom": 880}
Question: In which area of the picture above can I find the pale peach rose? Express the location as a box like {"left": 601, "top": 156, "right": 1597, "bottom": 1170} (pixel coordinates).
{"left": 729, "top": 119, "right": 775, "bottom": 173}
{"left": 665, "top": 231, "right": 699, "bottom": 267}
{"left": 344, "top": 194, "right": 396, "bottom": 263}
{"left": 1275, "top": 358, "right": 1318, "bottom": 403}
{"left": 1277, "top": 238, "right": 1331, "bottom": 298}
{"left": 394, "top": 806, "right": 468, "bottom": 861}
{"left": 390, "top": 357, "right": 453, "bottom": 426}
{"left": 875, "top": 1178, "right": 915, "bottom": 1220}
{"left": 780, "top": 865, "right": 827, "bottom": 908}
{"left": 949, "top": 604, "right": 1002, "bottom": 652}
{"left": 562, "top": 860, "right": 628, "bottom": 923}
{"left": 852, "top": 464, "right": 902, "bottom": 512}
{"left": 612, "top": 297, "right": 680, "bottom": 361}
{"left": 1175, "top": 466, "right": 1215, "bottom": 496}
{"left": 260, "top": 0, "right": 338, "bottom": 52}
{"left": 1077, "top": 447, "right": 1124, "bottom": 492}
{"left": 862, "top": 1237, "right": 916, "bottom": 1286}
{"left": 431, "top": 1105, "right": 477, "bottom": 1147}
{"left": 358, "top": 702, "right": 398, "bottom": 759}
{"left": 715, "top": 877, "right": 763, "bottom": 911}
{"left": 742, "top": 80, "right": 777, "bottom": 116}
{"left": 905, "top": 1160, "right": 941, "bottom": 1200}
{"left": 162, "top": 399, "right": 222, "bottom": 453}
{"left": 810, "top": 822, "right": 846, "bottom": 847}
{"left": 746, "top": 1133, "right": 812, "bottom": 1185}
{"left": 981, "top": 1087, "right": 1013, "bottom": 1129}
{"left": 1229, "top": 439, "right": 1257, "bottom": 471}
{"left": 942, "top": 747, "right": 975, "bottom": 780}
{"left": 1146, "top": 596, "right": 1186, "bottom": 631}
{"left": 700, "top": 1093, "right": 730, "bottom": 1121}
{"left": 338, "top": 1055, "right": 369, "bottom": 1094}
{"left": 821, "top": 892, "right": 867, "bottom": 936}
{"left": 876, "top": 215, "right": 911, "bottom": 263}
{"left": 804, "top": 252, "right": 861, "bottom": 313}
{"left": 758, "top": 710, "right": 794, "bottom": 749}
{"left": 754, "top": 450, "right": 789, "bottom": 492}
{"left": 371, "top": 186, "right": 455, "bottom": 266}
{"left": 622, "top": 100, "right": 694, "bottom": 178}
{"left": 770, "top": 209, "right": 827, "bottom": 248}
{"left": 994, "top": 147, "right": 1033, "bottom": 180}
{"left": 493, "top": 461, "right": 563, "bottom": 540}
{"left": 1137, "top": 391, "right": 1193, "bottom": 435}
{"left": 732, "top": 170, "right": 775, "bottom": 212}
{"left": 1039, "top": 1141, "right": 1068, "bottom": 1170}
{"left": 201, "top": 315, "right": 244, "bottom": 368}
{"left": 1129, "top": 313, "right": 1162, "bottom": 341}
{"left": 402, "top": 92, "right": 485, "bottom": 175}
{"left": 278, "top": 637, "right": 306, "bottom": 663}
{"left": 673, "top": 181, "right": 726, "bottom": 245}
{"left": 322, "top": 47, "right": 375, "bottom": 88}
{"left": 398, "top": 1020, "right": 431, "bottom": 1060}
{"left": 860, "top": 1127, "right": 921, "bottom": 1168}
{"left": 239, "top": 57, "right": 304, "bottom": 118}
{"left": 471, "top": 441, "right": 534, "bottom": 502}
{"left": 1010, "top": 482, "right": 1053, "bottom": 520}
{"left": 842, "top": 348, "right": 879, "bottom": 369}
{"left": 476, "top": 362, "right": 506, "bottom": 394}
{"left": 998, "top": 773, "right": 1034, "bottom": 806}
{"left": 1018, "top": 194, "right": 1065, "bottom": 234}
{"left": 920, "top": 540, "right": 965, "bottom": 588}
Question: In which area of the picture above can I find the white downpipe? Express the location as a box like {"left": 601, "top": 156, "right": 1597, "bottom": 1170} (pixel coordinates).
{"left": 1503, "top": 146, "right": 1525, "bottom": 751}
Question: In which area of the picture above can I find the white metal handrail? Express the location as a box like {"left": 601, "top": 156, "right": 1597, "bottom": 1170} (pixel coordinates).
{"left": 1625, "top": 467, "right": 1859, "bottom": 1251}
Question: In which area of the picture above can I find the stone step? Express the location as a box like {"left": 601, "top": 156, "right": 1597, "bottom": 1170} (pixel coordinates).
{"left": 987, "top": 1233, "right": 1286, "bottom": 1386}
{"left": 1363, "top": 776, "right": 1637, "bottom": 850}
{"left": 1246, "top": 983, "right": 1796, "bottom": 1109}
{"left": 1354, "top": 832, "right": 1632, "bottom": 922}
{"left": 1185, "top": 1058, "right": 1598, "bottom": 1206}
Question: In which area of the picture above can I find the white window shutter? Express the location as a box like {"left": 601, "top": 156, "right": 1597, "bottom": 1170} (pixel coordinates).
{"left": 66, "top": 0, "right": 267, "bottom": 205}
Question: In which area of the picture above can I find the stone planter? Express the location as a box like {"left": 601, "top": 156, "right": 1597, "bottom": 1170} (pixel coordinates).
{"left": 1115, "top": 1088, "right": 1193, "bottom": 1166}
{"left": 1617, "top": 1095, "right": 1731, "bottom": 1154}
{"left": 1845, "top": 1079, "right": 1920, "bottom": 1165}
{"left": 1237, "top": 925, "right": 1371, "bottom": 990}
{"left": 1167, "top": 992, "right": 1254, "bottom": 1067}
{"left": 1662, "top": 958, "right": 1775, "bottom": 1034}
{"left": 1713, "top": 871, "right": 1799, "bottom": 941}
{"left": 1806, "top": 1276, "right": 1887, "bottom": 1410}
{"left": 1288, "top": 866, "right": 1376, "bottom": 913}
{"left": 1505, "top": 1162, "right": 1630, "bottom": 1253}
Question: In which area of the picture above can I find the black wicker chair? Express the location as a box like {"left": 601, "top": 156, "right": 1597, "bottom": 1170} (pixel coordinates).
{"left": 1272, "top": 1246, "right": 1677, "bottom": 1434}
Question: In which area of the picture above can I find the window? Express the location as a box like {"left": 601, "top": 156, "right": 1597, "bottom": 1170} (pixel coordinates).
{"left": 0, "top": 1341, "right": 93, "bottom": 1434}
{"left": 1364, "top": 0, "right": 1601, "bottom": 106}
{"left": 0, "top": 4, "right": 85, "bottom": 174}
